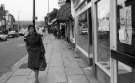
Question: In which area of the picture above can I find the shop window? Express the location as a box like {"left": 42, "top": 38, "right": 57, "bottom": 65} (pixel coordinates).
{"left": 116, "top": 0, "right": 135, "bottom": 83}
{"left": 96, "top": 0, "right": 111, "bottom": 74}
{"left": 76, "top": 11, "right": 89, "bottom": 53}
{"left": 117, "top": 0, "right": 135, "bottom": 60}
{"left": 71, "top": 21, "right": 74, "bottom": 38}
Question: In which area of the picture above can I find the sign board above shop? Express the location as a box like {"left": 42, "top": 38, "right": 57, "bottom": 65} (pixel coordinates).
{"left": 72, "top": 0, "right": 85, "bottom": 8}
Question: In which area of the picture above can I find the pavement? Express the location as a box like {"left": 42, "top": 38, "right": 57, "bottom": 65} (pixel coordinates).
{"left": 1, "top": 34, "right": 97, "bottom": 83}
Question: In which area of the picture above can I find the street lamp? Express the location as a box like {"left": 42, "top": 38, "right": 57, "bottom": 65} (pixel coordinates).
{"left": 48, "top": 0, "right": 49, "bottom": 13}
{"left": 33, "top": 0, "right": 35, "bottom": 27}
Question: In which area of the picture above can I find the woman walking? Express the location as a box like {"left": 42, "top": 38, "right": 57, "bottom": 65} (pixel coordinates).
{"left": 24, "top": 25, "right": 46, "bottom": 83}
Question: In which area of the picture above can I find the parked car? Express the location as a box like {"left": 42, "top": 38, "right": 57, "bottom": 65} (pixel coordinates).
{"left": 0, "top": 32, "right": 8, "bottom": 41}
{"left": 18, "top": 31, "right": 24, "bottom": 36}
{"left": 8, "top": 31, "right": 19, "bottom": 38}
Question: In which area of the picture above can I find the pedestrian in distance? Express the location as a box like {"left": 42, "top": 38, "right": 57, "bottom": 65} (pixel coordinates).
{"left": 24, "top": 25, "right": 47, "bottom": 83}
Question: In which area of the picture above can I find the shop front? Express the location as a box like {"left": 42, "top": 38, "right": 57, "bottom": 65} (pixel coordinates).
{"left": 111, "top": 0, "right": 135, "bottom": 83}
{"left": 57, "top": 1, "right": 74, "bottom": 42}
{"left": 72, "top": 0, "right": 135, "bottom": 83}
{"left": 92, "top": 0, "right": 111, "bottom": 83}
{"left": 72, "top": 0, "right": 93, "bottom": 64}
{"left": 92, "top": 0, "right": 135, "bottom": 83}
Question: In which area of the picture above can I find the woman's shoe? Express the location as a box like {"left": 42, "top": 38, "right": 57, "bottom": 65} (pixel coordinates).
{"left": 35, "top": 79, "right": 39, "bottom": 83}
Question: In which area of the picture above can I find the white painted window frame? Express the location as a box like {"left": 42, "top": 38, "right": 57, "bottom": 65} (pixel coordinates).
{"left": 92, "top": 0, "right": 112, "bottom": 77}
{"left": 110, "top": 0, "right": 132, "bottom": 83}
{"left": 75, "top": 1, "right": 92, "bottom": 59}
{"left": 110, "top": 0, "right": 118, "bottom": 83}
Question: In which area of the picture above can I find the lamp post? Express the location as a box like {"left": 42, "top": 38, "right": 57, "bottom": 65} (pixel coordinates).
{"left": 33, "top": 0, "right": 35, "bottom": 27}
{"left": 48, "top": 0, "right": 49, "bottom": 13}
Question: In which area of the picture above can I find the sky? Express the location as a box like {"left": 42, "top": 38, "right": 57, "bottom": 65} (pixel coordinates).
{"left": 0, "top": 0, "right": 59, "bottom": 21}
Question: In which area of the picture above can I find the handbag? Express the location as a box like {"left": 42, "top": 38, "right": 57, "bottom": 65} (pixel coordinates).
{"left": 39, "top": 36, "right": 47, "bottom": 71}
{"left": 39, "top": 53, "right": 47, "bottom": 71}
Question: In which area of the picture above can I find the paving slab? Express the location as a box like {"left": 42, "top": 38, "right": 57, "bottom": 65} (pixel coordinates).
{"left": 48, "top": 67, "right": 67, "bottom": 83}
{"left": 68, "top": 75, "right": 89, "bottom": 83}
{"left": 13, "top": 69, "right": 32, "bottom": 76}
{"left": 48, "top": 71, "right": 67, "bottom": 83}
{"left": 63, "top": 60, "right": 79, "bottom": 68}
{"left": 6, "top": 76, "right": 27, "bottom": 83}
{"left": 48, "top": 67, "right": 65, "bottom": 72}
{"left": 65, "top": 67, "right": 84, "bottom": 75}
{"left": 75, "top": 58, "right": 89, "bottom": 68}
{"left": 39, "top": 71, "right": 57, "bottom": 83}
{"left": 82, "top": 67, "right": 98, "bottom": 83}
{"left": 62, "top": 56, "right": 75, "bottom": 62}
{"left": 26, "top": 72, "right": 35, "bottom": 83}
{"left": 49, "top": 58, "right": 63, "bottom": 67}
{"left": 62, "top": 56, "right": 79, "bottom": 68}
{"left": 27, "top": 71, "right": 35, "bottom": 80}
{"left": 26, "top": 78, "right": 34, "bottom": 83}
{"left": 0, "top": 72, "right": 13, "bottom": 83}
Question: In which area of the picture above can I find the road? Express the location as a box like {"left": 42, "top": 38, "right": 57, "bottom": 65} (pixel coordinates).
{"left": 0, "top": 37, "right": 27, "bottom": 77}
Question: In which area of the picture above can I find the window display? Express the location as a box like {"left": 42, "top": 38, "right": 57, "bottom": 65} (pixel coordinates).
{"left": 117, "top": 0, "right": 135, "bottom": 57}
{"left": 116, "top": 0, "right": 135, "bottom": 83}
{"left": 96, "top": 0, "right": 111, "bottom": 72}
{"left": 76, "top": 11, "right": 89, "bottom": 53}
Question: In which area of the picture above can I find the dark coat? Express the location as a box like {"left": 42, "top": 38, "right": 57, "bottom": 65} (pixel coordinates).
{"left": 24, "top": 32, "right": 45, "bottom": 70}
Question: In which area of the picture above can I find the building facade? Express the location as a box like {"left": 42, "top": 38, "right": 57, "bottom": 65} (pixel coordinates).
{"left": 6, "top": 13, "right": 15, "bottom": 31}
{"left": 0, "top": 4, "right": 7, "bottom": 33}
{"left": 71, "top": 0, "right": 135, "bottom": 83}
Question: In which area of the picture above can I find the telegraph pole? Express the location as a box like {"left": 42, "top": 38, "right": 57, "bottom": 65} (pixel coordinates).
{"left": 48, "top": 0, "right": 49, "bottom": 13}
{"left": 33, "top": 0, "right": 35, "bottom": 27}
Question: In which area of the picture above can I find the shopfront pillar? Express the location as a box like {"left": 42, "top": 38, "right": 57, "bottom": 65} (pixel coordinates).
{"left": 110, "top": 0, "right": 118, "bottom": 83}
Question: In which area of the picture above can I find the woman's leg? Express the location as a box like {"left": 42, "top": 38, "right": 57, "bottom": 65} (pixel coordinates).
{"left": 34, "top": 70, "right": 39, "bottom": 83}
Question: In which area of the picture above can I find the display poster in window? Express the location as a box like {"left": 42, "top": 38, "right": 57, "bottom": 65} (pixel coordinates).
{"left": 117, "top": 0, "right": 135, "bottom": 56}
{"left": 119, "top": 6, "right": 132, "bottom": 45}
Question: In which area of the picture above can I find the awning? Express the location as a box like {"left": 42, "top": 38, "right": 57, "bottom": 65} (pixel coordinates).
{"left": 48, "top": 9, "right": 58, "bottom": 22}
{"left": 48, "top": 18, "right": 57, "bottom": 25}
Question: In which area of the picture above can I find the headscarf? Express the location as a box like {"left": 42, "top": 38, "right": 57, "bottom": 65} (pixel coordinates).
{"left": 25, "top": 25, "right": 41, "bottom": 46}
